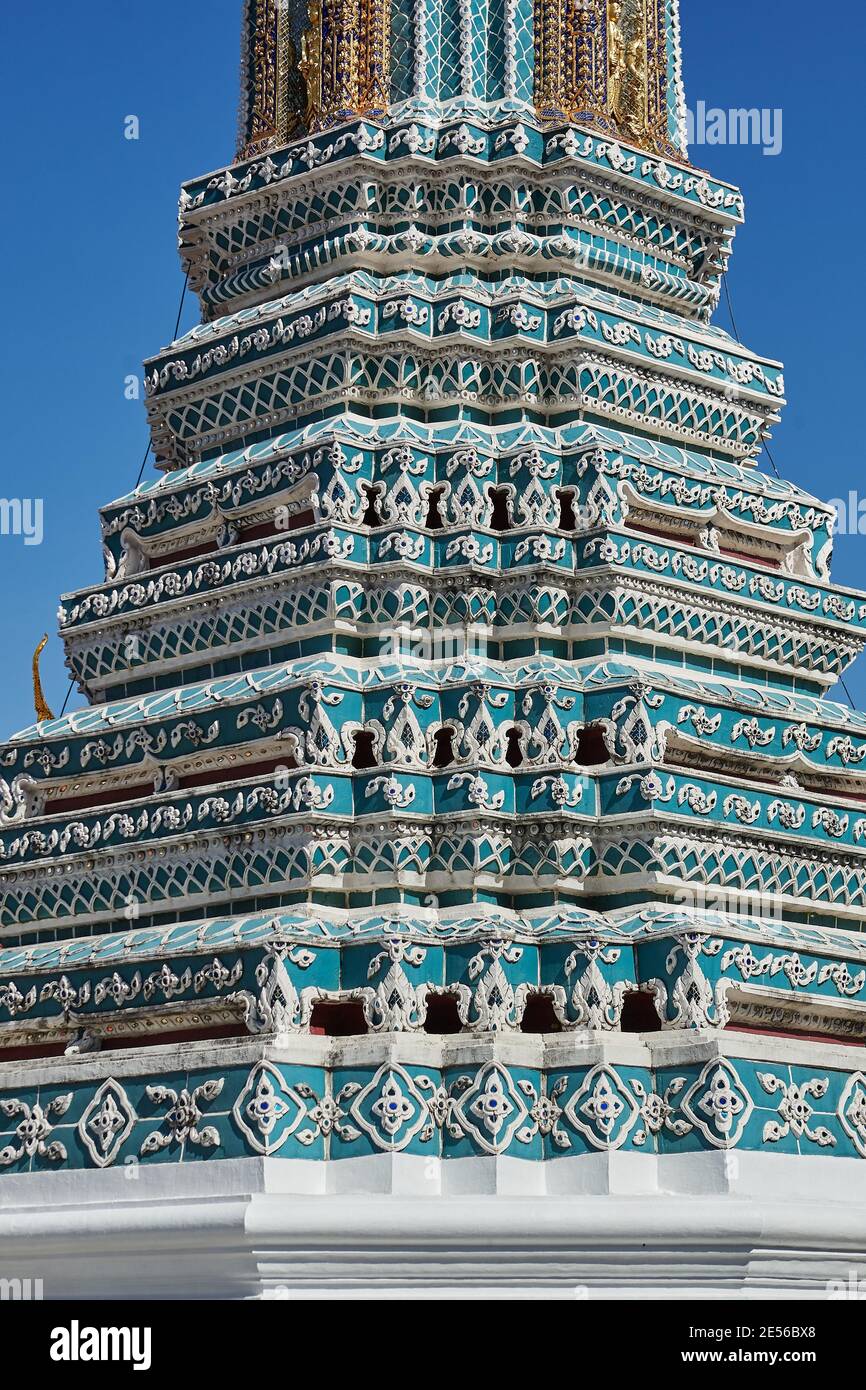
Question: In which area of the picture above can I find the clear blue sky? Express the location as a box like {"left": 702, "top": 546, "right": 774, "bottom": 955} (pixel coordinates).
{"left": 0, "top": 0, "right": 864, "bottom": 733}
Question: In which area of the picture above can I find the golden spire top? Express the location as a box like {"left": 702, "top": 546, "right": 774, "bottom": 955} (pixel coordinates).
{"left": 32, "top": 635, "right": 55, "bottom": 724}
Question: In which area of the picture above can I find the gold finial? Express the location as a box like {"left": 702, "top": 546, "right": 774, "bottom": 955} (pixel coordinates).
{"left": 32, "top": 634, "right": 55, "bottom": 723}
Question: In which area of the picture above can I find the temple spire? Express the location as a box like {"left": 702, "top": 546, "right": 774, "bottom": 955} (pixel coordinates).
{"left": 238, "top": 0, "right": 687, "bottom": 158}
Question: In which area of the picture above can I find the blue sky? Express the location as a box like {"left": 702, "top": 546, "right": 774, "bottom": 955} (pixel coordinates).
{"left": 0, "top": 0, "right": 864, "bottom": 732}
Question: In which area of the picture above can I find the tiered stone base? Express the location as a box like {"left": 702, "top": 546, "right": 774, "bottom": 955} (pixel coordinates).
{"left": 1, "top": 1159, "right": 864, "bottom": 1299}
{"left": 1, "top": 1033, "right": 864, "bottom": 1298}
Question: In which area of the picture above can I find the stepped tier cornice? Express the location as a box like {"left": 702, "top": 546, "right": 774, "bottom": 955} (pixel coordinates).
{"left": 5, "top": 901, "right": 866, "bottom": 977}
{"left": 0, "top": 817, "right": 592, "bottom": 932}
{"left": 100, "top": 422, "right": 827, "bottom": 566}
{"left": 178, "top": 119, "right": 739, "bottom": 327}
{"left": 169, "top": 271, "right": 749, "bottom": 358}
{"left": 142, "top": 276, "right": 784, "bottom": 414}
{"left": 7, "top": 725, "right": 866, "bottom": 927}
{"left": 195, "top": 221, "right": 720, "bottom": 324}
{"left": 10, "top": 757, "right": 866, "bottom": 886}
{"left": 12, "top": 811, "right": 866, "bottom": 934}
{"left": 199, "top": 221, "right": 719, "bottom": 317}
{"left": 6, "top": 656, "right": 866, "bottom": 797}
{"left": 2, "top": 903, "right": 866, "bottom": 1049}
{"left": 144, "top": 339, "right": 777, "bottom": 469}
{"left": 180, "top": 115, "right": 741, "bottom": 271}
{"left": 58, "top": 564, "right": 860, "bottom": 700}
{"left": 60, "top": 524, "right": 850, "bottom": 641}
{"left": 7, "top": 901, "right": 866, "bottom": 972}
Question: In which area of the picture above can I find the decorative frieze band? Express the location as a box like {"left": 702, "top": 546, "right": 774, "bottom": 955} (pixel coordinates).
{"left": 3, "top": 1038, "right": 866, "bottom": 1172}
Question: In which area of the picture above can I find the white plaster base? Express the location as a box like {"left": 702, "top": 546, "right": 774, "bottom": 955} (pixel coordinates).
{"left": 1, "top": 1151, "right": 865, "bottom": 1299}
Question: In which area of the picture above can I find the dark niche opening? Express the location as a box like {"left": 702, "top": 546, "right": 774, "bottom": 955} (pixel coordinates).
{"left": 489, "top": 487, "right": 512, "bottom": 531}
{"left": 361, "top": 484, "right": 384, "bottom": 527}
{"left": 620, "top": 991, "right": 662, "bottom": 1033}
{"left": 520, "top": 993, "right": 564, "bottom": 1034}
{"left": 423, "top": 993, "right": 463, "bottom": 1034}
{"left": 425, "top": 486, "right": 446, "bottom": 530}
{"left": 556, "top": 488, "right": 578, "bottom": 531}
{"left": 574, "top": 725, "right": 609, "bottom": 766}
{"left": 432, "top": 726, "right": 456, "bottom": 768}
{"left": 504, "top": 727, "right": 524, "bottom": 767}
{"left": 351, "top": 730, "right": 378, "bottom": 769}
{"left": 309, "top": 1000, "right": 369, "bottom": 1036}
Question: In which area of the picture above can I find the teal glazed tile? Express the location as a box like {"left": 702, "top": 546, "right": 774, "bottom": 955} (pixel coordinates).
{"left": 442, "top": 1061, "right": 541, "bottom": 1160}
{"left": 654, "top": 1066, "right": 726, "bottom": 1155}
{"left": 794, "top": 1111, "right": 845, "bottom": 1158}
{"left": 789, "top": 1064, "right": 848, "bottom": 1114}
{"left": 342, "top": 1062, "right": 438, "bottom": 1156}
{"left": 183, "top": 1064, "right": 255, "bottom": 1113}
{"left": 120, "top": 1071, "right": 190, "bottom": 1119}
{"left": 35, "top": 1082, "right": 92, "bottom": 1128}
{"left": 0, "top": 1088, "right": 41, "bottom": 1132}
{"left": 173, "top": 1117, "right": 239, "bottom": 1164}
{"left": 128, "top": 1118, "right": 186, "bottom": 1166}
{"left": 0, "top": 1142, "right": 33, "bottom": 1175}
{"left": 742, "top": 1104, "right": 798, "bottom": 1156}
